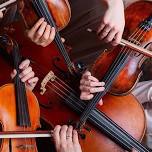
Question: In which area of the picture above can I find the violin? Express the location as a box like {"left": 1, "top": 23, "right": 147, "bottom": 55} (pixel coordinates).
{"left": 91, "top": 1, "right": 152, "bottom": 95}
{"left": 0, "top": 35, "right": 40, "bottom": 151}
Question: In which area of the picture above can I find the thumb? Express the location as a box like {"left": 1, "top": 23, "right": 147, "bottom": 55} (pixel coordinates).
{"left": 98, "top": 98, "right": 103, "bottom": 106}
{"left": 10, "top": 69, "right": 17, "bottom": 79}
{"left": 61, "top": 37, "right": 65, "bottom": 43}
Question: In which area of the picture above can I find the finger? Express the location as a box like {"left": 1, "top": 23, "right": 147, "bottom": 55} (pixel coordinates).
{"left": 80, "top": 77, "right": 100, "bottom": 86}
{"left": 10, "top": 69, "right": 17, "bottom": 79}
{"left": 33, "top": 21, "right": 47, "bottom": 42}
{"left": 61, "top": 37, "right": 65, "bottom": 43}
{"left": 27, "top": 18, "right": 45, "bottom": 38}
{"left": 19, "top": 66, "right": 32, "bottom": 78}
{"left": 60, "top": 125, "right": 68, "bottom": 145}
{"left": 41, "top": 27, "right": 56, "bottom": 47}
{"left": 19, "top": 59, "right": 30, "bottom": 70}
{"left": 98, "top": 25, "right": 111, "bottom": 40}
{"left": 97, "top": 23, "right": 105, "bottom": 34}
{"left": 28, "top": 77, "right": 39, "bottom": 84}
{"left": 66, "top": 126, "right": 73, "bottom": 143}
{"left": 104, "top": 28, "right": 117, "bottom": 43}
{"left": 40, "top": 24, "right": 51, "bottom": 43}
{"left": 26, "top": 77, "right": 38, "bottom": 91}
{"left": 53, "top": 125, "right": 61, "bottom": 148}
{"left": 80, "top": 92, "right": 94, "bottom": 100}
{"left": 89, "top": 81, "right": 105, "bottom": 87}
{"left": 79, "top": 85, "right": 91, "bottom": 92}
{"left": 89, "top": 87, "right": 105, "bottom": 93}
{"left": 80, "top": 82, "right": 105, "bottom": 92}
{"left": 73, "top": 130, "right": 79, "bottom": 144}
{"left": 86, "top": 75, "right": 99, "bottom": 82}
{"left": 98, "top": 98, "right": 103, "bottom": 106}
{"left": 49, "top": 27, "right": 56, "bottom": 41}
{"left": 20, "top": 71, "right": 35, "bottom": 83}
{"left": 112, "top": 31, "right": 123, "bottom": 46}
{"left": 82, "top": 71, "right": 91, "bottom": 79}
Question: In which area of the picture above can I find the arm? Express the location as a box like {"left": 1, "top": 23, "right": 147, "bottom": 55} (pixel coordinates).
{"left": 97, "top": 0, "right": 125, "bottom": 46}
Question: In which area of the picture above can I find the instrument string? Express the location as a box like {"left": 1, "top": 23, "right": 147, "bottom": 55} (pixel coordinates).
{"left": 78, "top": 24, "right": 148, "bottom": 127}
{"left": 34, "top": 0, "right": 73, "bottom": 70}
{"left": 44, "top": 77, "right": 149, "bottom": 151}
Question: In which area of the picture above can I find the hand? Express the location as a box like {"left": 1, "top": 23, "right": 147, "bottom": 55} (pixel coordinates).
{"left": 11, "top": 59, "right": 38, "bottom": 91}
{"left": 97, "top": 0, "right": 125, "bottom": 46}
{"left": 26, "top": 18, "right": 56, "bottom": 47}
{"left": 0, "top": 10, "right": 3, "bottom": 18}
{"left": 53, "top": 125, "right": 82, "bottom": 152}
{"left": 80, "top": 71, "right": 105, "bottom": 105}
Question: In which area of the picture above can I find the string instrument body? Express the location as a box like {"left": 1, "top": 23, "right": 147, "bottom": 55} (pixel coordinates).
{"left": 91, "top": 1, "right": 152, "bottom": 95}
{"left": 0, "top": 37, "right": 40, "bottom": 152}
{"left": 19, "top": 0, "right": 71, "bottom": 30}
{"left": 0, "top": 84, "right": 40, "bottom": 151}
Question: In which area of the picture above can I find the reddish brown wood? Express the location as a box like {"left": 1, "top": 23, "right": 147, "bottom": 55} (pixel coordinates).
{"left": 0, "top": 1, "right": 150, "bottom": 152}
{"left": 0, "top": 84, "right": 40, "bottom": 151}
{"left": 91, "top": 1, "right": 152, "bottom": 95}
{"left": 18, "top": 0, "right": 71, "bottom": 30}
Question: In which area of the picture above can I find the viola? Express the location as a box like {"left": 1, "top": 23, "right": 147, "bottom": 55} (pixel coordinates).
{"left": 0, "top": 35, "right": 40, "bottom": 151}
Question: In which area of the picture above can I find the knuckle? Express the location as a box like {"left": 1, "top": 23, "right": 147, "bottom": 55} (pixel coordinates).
{"left": 41, "top": 43, "right": 47, "bottom": 47}
{"left": 90, "top": 88, "right": 93, "bottom": 93}
{"left": 79, "top": 85, "right": 82, "bottom": 90}
{"left": 36, "top": 32, "right": 42, "bottom": 38}
{"left": 42, "top": 35, "right": 49, "bottom": 41}
{"left": 113, "top": 26, "right": 119, "bottom": 31}
{"left": 29, "top": 66, "right": 32, "bottom": 71}
{"left": 80, "top": 79, "right": 84, "bottom": 84}
{"left": 107, "top": 23, "right": 113, "bottom": 28}
{"left": 27, "top": 32, "right": 32, "bottom": 38}
{"left": 61, "top": 144, "right": 67, "bottom": 150}
{"left": 102, "top": 19, "right": 108, "bottom": 25}
{"left": 49, "top": 36, "right": 54, "bottom": 42}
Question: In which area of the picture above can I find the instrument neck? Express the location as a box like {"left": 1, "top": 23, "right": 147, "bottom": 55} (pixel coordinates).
{"left": 12, "top": 42, "right": 31, "bottom": 127}
{"left": 32, "top": 0, "right": 75, "bottom": 74}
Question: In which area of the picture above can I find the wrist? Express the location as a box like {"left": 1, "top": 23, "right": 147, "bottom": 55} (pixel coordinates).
{"left": 103, "top": 0, "right": 124, "bottom": 8}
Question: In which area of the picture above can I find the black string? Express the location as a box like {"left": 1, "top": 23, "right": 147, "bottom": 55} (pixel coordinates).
{"left": 78, "top": 22, "right": 151, "bottom": 127}
{"left": 12, "top": 42, "right": 31, "bottom": 127}
{"left": 32, "top": 0, "right": 74, "bottom": 72}
{"left": 55, "top": 84, "right": 151, "bottom": 152}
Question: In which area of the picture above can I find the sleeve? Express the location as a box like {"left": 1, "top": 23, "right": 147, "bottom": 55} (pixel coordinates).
{"left": 132, "top": 80, "right": 152, "bottom": 104}
{"left": 0, "top": 5, "right": 18, "bottom": 27}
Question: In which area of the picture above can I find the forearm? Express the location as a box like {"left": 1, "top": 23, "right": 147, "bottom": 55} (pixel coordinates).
{"left": 101, "top": 0, "right": 124, "bottom": 8}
